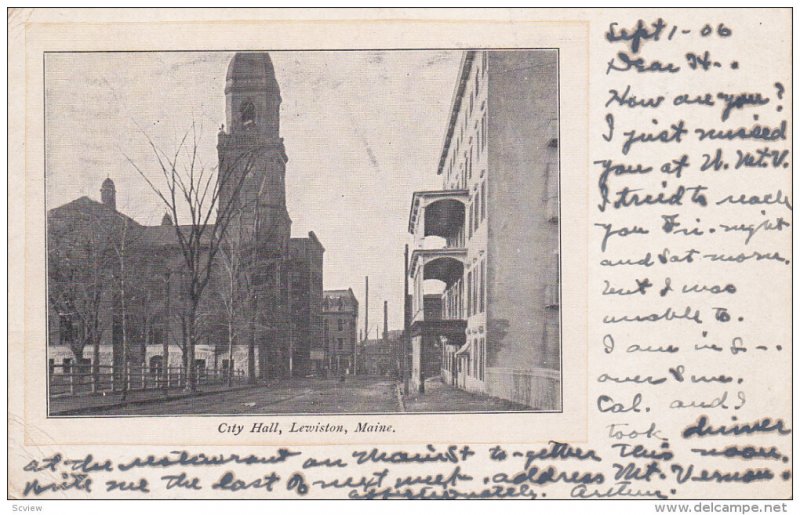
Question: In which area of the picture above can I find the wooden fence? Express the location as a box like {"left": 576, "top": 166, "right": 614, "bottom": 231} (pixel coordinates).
{"left": 48, "top": 363, "right": 247, "bottom": 396}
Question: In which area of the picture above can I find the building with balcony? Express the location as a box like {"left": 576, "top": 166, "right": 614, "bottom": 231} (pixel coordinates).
{"left": 321, "top": 288, "right": 359, "bottom": 375}
{"left": 407, "top": 50, "right": 560, "bottom": 410}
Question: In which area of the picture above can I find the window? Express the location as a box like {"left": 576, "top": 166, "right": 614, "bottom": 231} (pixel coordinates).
{"left": 475, "top": 70, "right": 480, "bottom": 95}
{"left": 480, "top": 120, "right": 485, "bottom": 155}
{"left": 482, "top": 115, "right": 487, "bottom": 152}
{"left": 480, "top": 338, "right": 485, "bottom": 380}
{"left": 63, "top": 358, "right": 72, "bottom": 374}
{"left": 49, "top": 359, "right": 55, "bottom": 376}
{"left": 195, "top": 360, "right": 207, "bottom": 380}
{"left": 468, "top": 202, "right": 473, "bottom": 239}
{"left": 467, "top": 271, "right": 473, "bottom": 317}
{"left": 481, "top": 180, "right": 486, "bottom": 220}
{"left": 458, "top": 279, "right": 463, "bottom": 318}
{"left": 480, "top": 260, "right": 485, "bottom": 313}
{"left": 150, "top": 355, "right": 163, "bottom": 377}
{"left": 472, "top": 340, "right": 477, "bottom": 376}
{"left": 337, "top": 338, "right": 344, "bottom": 350}
{"left": 472, "top": 270, "right": 478, "bottom": 316}
{"left": 338, "top": 319, "right": 343, "bottom": 331}
{"left": 148, "top": 319, "right": 165, "bottom": 347}
{"left": 240, "top": 101, "right": 256, "bottom": 127}
{"left": 474, "top": 190, "right": 480, "bottom": 232}
{"left": 470, "top": 90, "right": 474, "bottom": 116}
{"left": 154, "top": 327, "right": 165, "bottom": 346}
{"left": 78, "top": 358, "right": 91, "bottom": 374}
{"left": 479, "top": 116, "right": 483, "bottom": 152}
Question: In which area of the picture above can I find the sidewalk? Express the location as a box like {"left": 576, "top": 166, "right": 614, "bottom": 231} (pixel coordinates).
{"left": 401, "top": 377, "right": 529, "bottom": 412}
{"left": 49, "top": 382, "right": 260, "bottom": 416}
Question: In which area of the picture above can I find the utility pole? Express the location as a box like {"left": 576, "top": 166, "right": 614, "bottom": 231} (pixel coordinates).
{"left": 361, "top": 276, "right": 368, "bottom": 377}
{"left": 403, "top": 244, "right": 410, "bottom": 395}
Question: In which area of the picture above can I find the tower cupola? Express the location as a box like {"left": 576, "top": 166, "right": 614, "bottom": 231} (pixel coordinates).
{"left": 217, "top": 52, "right": 291, "bottom": 256}
{"left": 100, "top": 177, "right": 116, "bottom": 210}
{"left": 224, "top": 52, "right": 282, "bottom": 137}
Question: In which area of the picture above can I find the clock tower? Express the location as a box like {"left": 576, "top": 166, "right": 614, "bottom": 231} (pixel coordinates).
{"left": 217, "top": 52, "right": 293, "bottom": 380}
{"left": 217, "top": 52, "right": 291, "bottom": 256}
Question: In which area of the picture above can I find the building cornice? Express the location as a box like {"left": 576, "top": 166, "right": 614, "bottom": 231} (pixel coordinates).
{"left": 436, "top": 51, "right": 475, "bottom": 176}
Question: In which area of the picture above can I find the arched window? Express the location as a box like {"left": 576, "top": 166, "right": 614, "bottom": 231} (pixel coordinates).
{"left": 149, "top": 355, "right": 163, "bottom": 377}
{"left": 240, "top": 101, "right": 256, "bottom": 127}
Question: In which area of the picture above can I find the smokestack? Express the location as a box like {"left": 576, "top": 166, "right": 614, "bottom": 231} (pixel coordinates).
{"left": 384, "top": 300, "right": 388, "bottom": 343}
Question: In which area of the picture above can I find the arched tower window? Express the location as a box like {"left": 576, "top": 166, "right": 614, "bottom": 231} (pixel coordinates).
{"left": 240, "top": 101, "right": 256, "bottom": 127}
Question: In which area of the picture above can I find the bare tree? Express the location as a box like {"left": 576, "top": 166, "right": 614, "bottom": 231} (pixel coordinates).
{"left": 48, "top": 235, "right": 109, "bottom": 388}
{"left": 48, "top": 202, "right": 128, "bottom": 391}
{"left": 217, "top": 168, "right": 286, "bottom": 385}
{"left": 126, "top": 123, "right": 257, "bottom": 391}
{"left": 217, "top": 207, "right": 247, "bottom": 387}
{"left": 108, "top": 216, "right": 147, "bottom": 400}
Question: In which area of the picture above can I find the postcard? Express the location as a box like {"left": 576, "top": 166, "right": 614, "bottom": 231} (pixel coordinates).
{"left": 7, "top": 7, "right": 792, "bottom": 502}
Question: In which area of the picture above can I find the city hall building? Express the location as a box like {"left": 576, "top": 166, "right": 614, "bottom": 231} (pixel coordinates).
{"left": 407, "top": 50, "right": 561, "bottom": 410}
{"left": 47, "top": 52, "right": 325, "bottom": 384}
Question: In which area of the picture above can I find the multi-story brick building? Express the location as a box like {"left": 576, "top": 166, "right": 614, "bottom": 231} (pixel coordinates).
{"left": 321, "top": 289, "right": 359, "bottom": 376}
{"left": 47, "top": 52, "right": 326, "bottom": 390}
{"left": 288, "top": 232, "right": 325, "bottom": 376}
{"left": 407, "top": 50, "right": 560, "bottom": 410}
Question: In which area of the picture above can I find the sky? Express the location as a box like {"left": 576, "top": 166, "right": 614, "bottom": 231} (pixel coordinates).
{"left": 44, "top": 51, "right": 462, "bottom": 334}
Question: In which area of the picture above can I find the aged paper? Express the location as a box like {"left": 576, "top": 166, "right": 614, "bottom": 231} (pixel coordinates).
{"left": 7, "top": 8, "right": 792, "bottom": 503}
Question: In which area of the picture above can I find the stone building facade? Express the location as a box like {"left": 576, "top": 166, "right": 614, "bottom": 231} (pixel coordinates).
{"left": 47, "top": 52, "right": 325, "bottom": 386}
{"left": 407, "top": 50, "right": 560, "bottom": 409}
{"left": 321, "top": 289, "right": 359, "bottom": 376}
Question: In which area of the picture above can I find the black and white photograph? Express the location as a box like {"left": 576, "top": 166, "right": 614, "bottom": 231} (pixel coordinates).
{"left": 10, "top": 6, "right": 794, "bottom": 504}
{"left": 45, "top": 49, "right": 561, "bottom": 416}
